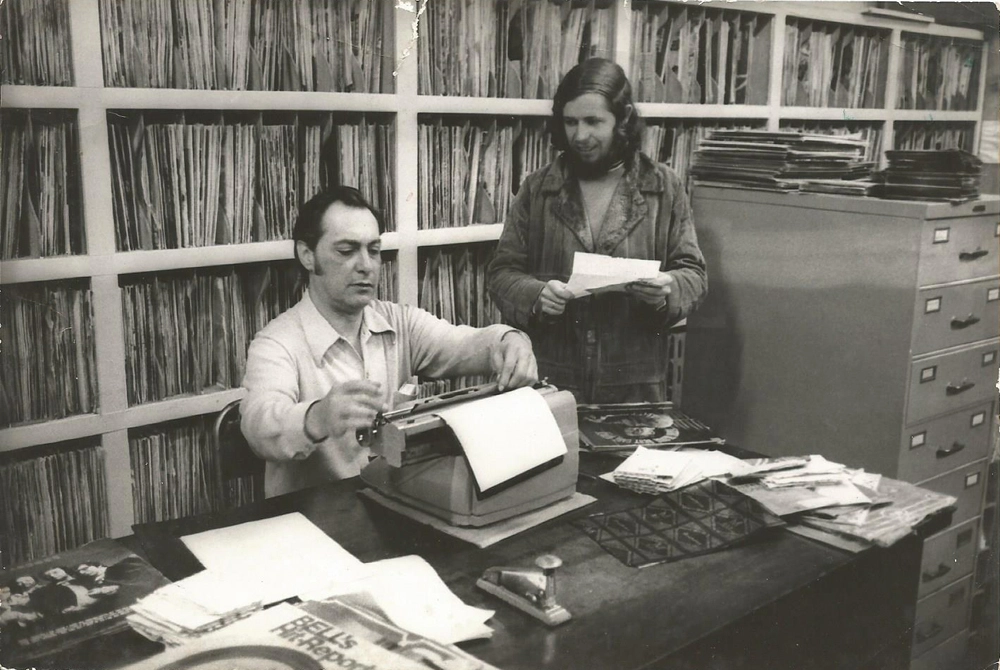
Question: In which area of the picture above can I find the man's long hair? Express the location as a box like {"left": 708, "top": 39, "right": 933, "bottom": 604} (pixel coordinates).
{"left": 548, "top": 58, "right": 643, "bottom": 163}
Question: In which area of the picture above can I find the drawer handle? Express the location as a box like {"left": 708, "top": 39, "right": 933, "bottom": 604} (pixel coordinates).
{"left": 945, "top": 380, "right": 975, "bottom": 395}
{"left": 958, "top": 248, "right": 989, "bottom": 261}
{"left": 936, "top": 442, "right": 966, "bottom": 458}
{"left": 915, "top": 621, "right": 944, "bottom": 644}
{"left": 950, "top": 314, "right": 980, "bottom": 329}
{"left": 921, "top": 562, "right": 952, "bottom": 582}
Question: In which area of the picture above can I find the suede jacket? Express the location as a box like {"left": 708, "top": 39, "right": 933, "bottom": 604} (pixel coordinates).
{"left": 487, "top": 153, "right": 707, "bottom": 402}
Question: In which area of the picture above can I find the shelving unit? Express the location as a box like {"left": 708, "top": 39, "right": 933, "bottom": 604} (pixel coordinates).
{"left": 1, "top": 1, "right": 989, "bottom": 561}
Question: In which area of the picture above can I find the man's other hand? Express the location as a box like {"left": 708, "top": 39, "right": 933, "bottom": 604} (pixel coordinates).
{"left": 492, "top": 331, "right": 538, "bottom": 392}
{"left": 534, "top": 280, "right": 574, "bottom": 316}
{"left": 626, "top": 271, "right": 674, "bottom": 307}
{"left": 305, "top": 379, "right": 385, "bottom": 444}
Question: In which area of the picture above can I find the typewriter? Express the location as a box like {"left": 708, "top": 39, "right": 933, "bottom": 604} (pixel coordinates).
{"left": 359, "top": 383, "right": 579, "bottom": 527}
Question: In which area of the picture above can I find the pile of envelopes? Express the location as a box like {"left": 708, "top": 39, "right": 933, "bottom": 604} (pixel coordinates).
{"left": 128, "top": 571, "right": 263, "bottom": 645}
{"left": 604, "top": 453, "right": 956, "bottom": 550}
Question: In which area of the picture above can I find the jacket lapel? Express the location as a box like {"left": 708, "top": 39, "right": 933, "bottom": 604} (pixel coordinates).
{"left": 596, "top": 159, "right": 662, "bottom": 255}
{"left": 544, "top": 159, "right": 594, "bottom": 252}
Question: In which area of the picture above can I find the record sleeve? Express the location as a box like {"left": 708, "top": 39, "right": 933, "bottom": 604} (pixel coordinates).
{"left": 1, "top": 538, "right": 170, "bottom": 664}
{"left": 577, "top": 403, "right": 725, "bottom": 451}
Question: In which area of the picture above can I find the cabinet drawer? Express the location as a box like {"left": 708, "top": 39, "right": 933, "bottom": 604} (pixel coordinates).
{"left": 907, "top": 341, "right": 999, "bottom": 424}
{"left": 919, "top": 459, "right": 988, "bottom": 527}
{"left": 898, "top": 403, "right": 993, "bottom": 482}
{"left": 912, "top": 575, "right": 972, "bottom": 657}
{"left": 909, "top": 629, "right": 968, "bottom": 669}
{"left": 918, "top": 217, "right": 1000, "bottom": 286}
{"left": 912, "top": 278, "right": 1000, "bottom": 355}
{"left": 918, "top": 518, "right": 978, "bottom": 599}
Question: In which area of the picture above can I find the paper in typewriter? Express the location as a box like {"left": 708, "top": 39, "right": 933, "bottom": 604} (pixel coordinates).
{"left": 436, "top": 387, "right": 567, "bottom": 492}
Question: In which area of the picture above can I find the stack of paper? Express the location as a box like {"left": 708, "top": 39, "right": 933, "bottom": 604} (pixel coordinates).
{"left": 607, "top": 447, "right": 752, "bottom": 494}
{"left": 795, "top": 477, "right": 956, "bottom": 548}
{"left": 127, "top": 570, "right": 263, "bottom": 646}
{"left": 179, "top": 514, "right": 494, "bottom": 645}
{"left": 180, "top": 513, "right": 366, "bottom": 606}
{"left": 725, "top": 455, "right": 873, "bottom": 516}
{"left": 690, "top": 129, "right": 872, "bottom": 191}
{"left": 877, "top": 149, "right": 982, "bottom": 202}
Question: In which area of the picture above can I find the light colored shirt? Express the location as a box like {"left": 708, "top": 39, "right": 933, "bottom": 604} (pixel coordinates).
{"left": 241, "top": 293, "right": 518, "bottom": 497}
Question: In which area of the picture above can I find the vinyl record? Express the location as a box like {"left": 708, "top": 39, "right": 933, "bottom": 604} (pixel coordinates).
{"left": 158, "top": 645, "right": 324, "bottom": 670}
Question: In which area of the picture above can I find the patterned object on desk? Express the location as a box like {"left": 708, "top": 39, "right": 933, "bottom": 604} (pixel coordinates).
{"left": 572, "top": 480, "right": 783, "bottom": 568}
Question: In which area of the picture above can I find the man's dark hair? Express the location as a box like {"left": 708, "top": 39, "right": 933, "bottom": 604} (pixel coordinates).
{"left": 548, "top": 58, "right": 643, "bottom": 160}
{"left": 292, "top": 186, "right": 385, "bottom": 275}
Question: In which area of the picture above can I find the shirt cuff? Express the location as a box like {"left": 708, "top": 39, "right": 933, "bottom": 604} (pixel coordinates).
{"left": 500, "top": 328, "right": 531, "bottom": 345}
{"left": 303, "top": 399, "right": 328, "bottom": 443}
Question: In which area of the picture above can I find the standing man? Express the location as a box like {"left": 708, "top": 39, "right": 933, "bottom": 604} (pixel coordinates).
{"left": 242, "top": 186, "right": 538, "bottom": 497}
{"left": 488, "top": 58, "right": 707, "bottom": 403}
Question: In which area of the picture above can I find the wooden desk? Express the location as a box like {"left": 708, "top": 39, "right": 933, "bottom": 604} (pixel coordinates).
{"left": 110, "top": 454, "right": 944, "bottom": 670}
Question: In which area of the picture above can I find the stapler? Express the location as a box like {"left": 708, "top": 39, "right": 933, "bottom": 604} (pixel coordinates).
{"left": 476, "top": 555, "right": 571, "bottom": 626}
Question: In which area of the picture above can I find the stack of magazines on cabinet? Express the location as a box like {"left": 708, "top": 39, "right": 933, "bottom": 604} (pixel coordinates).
{"left": 690, "top": 129, "right": 874, "bottom": 192}
{"left": 577, "top": 402, "right": 725, "bottom": 454}
{"left": 875, "top": 149, "right": 982, "bottom": 202}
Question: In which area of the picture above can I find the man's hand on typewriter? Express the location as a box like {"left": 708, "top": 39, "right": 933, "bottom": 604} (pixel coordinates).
{"left": 492, "top": 331, "right": 538, "bottom": 392}
{"left": 305, "top": 379, "right": 385, "bottom": 443}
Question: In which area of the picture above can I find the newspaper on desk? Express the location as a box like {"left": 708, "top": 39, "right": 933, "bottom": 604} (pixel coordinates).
{"left": 122, "top": 598, "right": 499, "bottom": 670}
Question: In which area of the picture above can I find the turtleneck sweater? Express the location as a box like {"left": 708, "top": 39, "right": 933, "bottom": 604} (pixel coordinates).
{"left": 577, "top": 161, "right": 625, "bottom": 244}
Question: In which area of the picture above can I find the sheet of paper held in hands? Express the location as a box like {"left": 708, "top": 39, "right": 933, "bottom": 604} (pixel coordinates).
{"left": 302, "top": 555, "right": 494, "bottom": 645}
{"left": 564, "top": 251, "right": 661, "bottom": 298}
{"left": 436, "top": 386, "right": 567, "bottom": 492}
{"left": 181, "top": 513, "right": 365, "bottom": 606}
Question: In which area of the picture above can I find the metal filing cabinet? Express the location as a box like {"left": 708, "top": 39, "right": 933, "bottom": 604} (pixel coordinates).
{"left": 684, "top": 187, "right": 999, "bottom": 666}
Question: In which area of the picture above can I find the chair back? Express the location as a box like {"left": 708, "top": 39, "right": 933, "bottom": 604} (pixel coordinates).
{"left": 213, "top": 400, "right": 264, "bottom": 482}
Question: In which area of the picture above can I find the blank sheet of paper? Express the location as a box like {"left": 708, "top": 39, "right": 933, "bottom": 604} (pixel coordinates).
{"left": 181, "top": 512, "right": 364, "bottom": 605}
{"left": 304, "top": 555, "right": 495, "bottom": 644}
{"left": 436, "top": 387, "right": 567, "bottom": 492}
{"left": 565, "top": 251, "right": 660, "bottom": 298}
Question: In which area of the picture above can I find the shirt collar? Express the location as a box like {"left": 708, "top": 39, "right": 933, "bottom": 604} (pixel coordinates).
{"left": 300, "top": 293, "right": 395, "bottom": 364}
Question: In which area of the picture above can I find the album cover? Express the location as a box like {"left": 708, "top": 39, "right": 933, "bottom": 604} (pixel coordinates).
{"left": 577, "top": 403, "right": 724, "bottom": 451}
{"left": 1, "top": 538, "right": 170, "bottom": 663}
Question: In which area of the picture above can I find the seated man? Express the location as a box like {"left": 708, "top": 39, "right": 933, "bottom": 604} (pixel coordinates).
{"left": 242, "top": 186, "right": 538, "bottom": 497}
